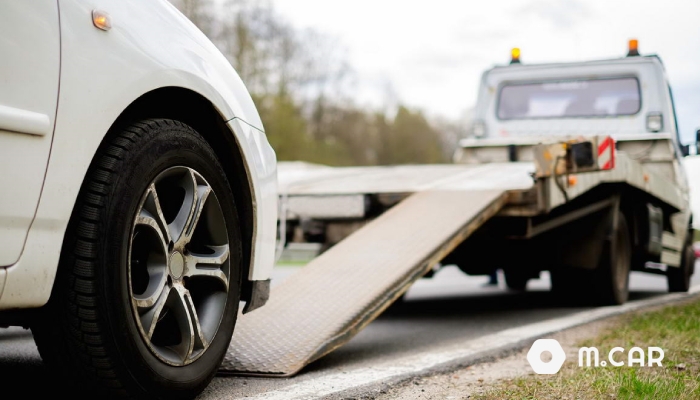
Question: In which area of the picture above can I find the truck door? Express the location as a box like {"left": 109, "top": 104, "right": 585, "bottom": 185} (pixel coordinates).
{"left": 0, "top": 2, "right": 61, "bottom": 266}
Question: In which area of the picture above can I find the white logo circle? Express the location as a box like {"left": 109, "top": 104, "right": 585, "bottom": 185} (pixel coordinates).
{"left": 527, "top": 339, "right": 567, "bottom": 374}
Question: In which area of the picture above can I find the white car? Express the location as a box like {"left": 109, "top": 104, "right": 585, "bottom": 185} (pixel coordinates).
{"left": 0, "top": 1, "right": 277, "bottom": 398}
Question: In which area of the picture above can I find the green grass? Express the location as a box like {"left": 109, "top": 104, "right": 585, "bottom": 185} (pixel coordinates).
{"left": 275, "top": 261, "right": 309, "bottom": 267}
{"left": 477, "top": 298, "right": 700, "bottom": 399}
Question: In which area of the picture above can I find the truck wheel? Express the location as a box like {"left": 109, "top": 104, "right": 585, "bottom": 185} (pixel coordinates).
{"left": 592, "top": 211, "right": 631, "bottom": 305}
{"left": 550, "top": 269, "right": 585, "bottom": 303}
{"left": 31, "top": 119, "right": 242, "bottom": 398}
{"left": 667, "top": 233, "right": 695, "bottom": 292}
{"left": 504, "top": 271, "right": 529, "bottom": 291}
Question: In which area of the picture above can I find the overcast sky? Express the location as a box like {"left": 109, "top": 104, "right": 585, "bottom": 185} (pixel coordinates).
{"left": 271, "top": 0, "right": 700, "bottom": 143}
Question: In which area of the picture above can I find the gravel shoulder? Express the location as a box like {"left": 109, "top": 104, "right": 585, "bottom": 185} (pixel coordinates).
{"left": 375, "top": 297, "right": 700, "bottom": 400}
{"left": 373, "top": 318, "right": 617, "bottom": 400}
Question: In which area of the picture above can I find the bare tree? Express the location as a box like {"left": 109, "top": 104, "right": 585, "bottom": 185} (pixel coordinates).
{"left": 169, "top": 0, "right": 451, "bottom": 166}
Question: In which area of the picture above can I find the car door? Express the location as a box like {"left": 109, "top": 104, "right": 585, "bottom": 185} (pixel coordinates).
{"left": 0, "top": 1, "right": 61, "bottom": 266}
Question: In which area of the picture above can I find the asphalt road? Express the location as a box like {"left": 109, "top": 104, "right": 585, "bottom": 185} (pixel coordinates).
{"left": 1, "top": 265, "right": 697, "bottom": 398}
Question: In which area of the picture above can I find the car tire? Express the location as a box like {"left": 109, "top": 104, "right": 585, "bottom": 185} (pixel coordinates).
{"left": 32, "top": 119, "right": 242, "bottom": 399}
{"left": 667, "top": 232, "right": 695, "bottom": 293}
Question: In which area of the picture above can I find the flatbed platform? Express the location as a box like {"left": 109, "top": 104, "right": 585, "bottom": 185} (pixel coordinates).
{"left": 221, "top": 189, "right": 507, "bottom": 375}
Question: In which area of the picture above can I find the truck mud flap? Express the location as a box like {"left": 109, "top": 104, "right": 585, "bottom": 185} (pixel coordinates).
{"left": 220, "top": 189, "right": 508, "bottom": 376}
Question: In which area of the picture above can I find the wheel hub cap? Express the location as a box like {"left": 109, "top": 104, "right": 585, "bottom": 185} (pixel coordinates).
{"left": 169, "top": 252, "right": 185, "bottom": 279}
{"left": 128, "top": 166, "right": 230, "bottom": 366}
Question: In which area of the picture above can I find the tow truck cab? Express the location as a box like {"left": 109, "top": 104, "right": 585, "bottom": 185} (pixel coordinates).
{"left": 449, "top": 42, "right": 695, "bottom": 297}
{"left": 463, "top": 45, "right": 693, "bottom": 156}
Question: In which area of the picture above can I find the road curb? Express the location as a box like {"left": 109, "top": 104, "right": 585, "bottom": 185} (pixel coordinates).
{"left": 244, "top": 285, "right": 700, "bottom": 400}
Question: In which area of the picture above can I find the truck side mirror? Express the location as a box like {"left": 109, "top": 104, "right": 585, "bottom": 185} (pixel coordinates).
{"left": 696, "top": 129, "right": 700, "bottom": 155}
{"left": 681, "top": 144, "right": 690, "bottom": 157}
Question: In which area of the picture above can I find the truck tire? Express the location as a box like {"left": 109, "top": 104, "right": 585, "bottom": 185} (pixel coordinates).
{"left": 31, "top": 119, "right": 242, "bottom": 398}
{"left": 504, "top": 271, "right": 529, "bottom": 291}
{"left": 591, "top": 211, "right": 631, "bottom": 305}
{"left": 667, "top": 233, "right": 695, "bottom": 292}
{"left": 549, "top": 269, "right": 584, "bottom": 303}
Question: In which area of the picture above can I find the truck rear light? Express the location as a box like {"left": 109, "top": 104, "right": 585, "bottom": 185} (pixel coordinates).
{"left": 472, "top": 120, "right": 487, "bottom": 138}
{"left": 571, "top": 142, "right": 595, "bottom": 168}
{"left": 646, "top": 112, "right": 663, "bottom": 132}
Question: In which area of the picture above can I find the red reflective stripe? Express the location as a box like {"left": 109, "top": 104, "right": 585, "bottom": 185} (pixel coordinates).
{"left": 598, "top": 136, "right": 612, "bottom": 156}
{"left": 598, "top": 136, "right": 615, "bottom": 170}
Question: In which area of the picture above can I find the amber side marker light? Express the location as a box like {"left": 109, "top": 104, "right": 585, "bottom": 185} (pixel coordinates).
{"left": 627, "top": 39, "right": 639, "bottom": 56}
{"left": 92, "top": 10, "right": 112, "bottom": 31}
{"left": 510, "top": 47, "right": 521, "bottom": 64}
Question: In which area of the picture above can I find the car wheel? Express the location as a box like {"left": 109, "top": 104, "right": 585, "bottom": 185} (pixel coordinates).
{"left": 32, "top": 119, "right": 242, "bottom": 398}
{"left": 667, "top": 232, "right": 695, "bottom": 292}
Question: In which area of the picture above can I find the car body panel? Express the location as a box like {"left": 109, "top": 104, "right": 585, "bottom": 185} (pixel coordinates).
{"left": 0, "top": 270, "right": 5, "bottom": 300}
{"left": 227, "top": 118, "right": 278, "bottom": 281}
{"left": 0, "top": 1, "right": 60, "bottom": 266}
{"left": 0, "top": 0, "right": 277, "bottom": 309}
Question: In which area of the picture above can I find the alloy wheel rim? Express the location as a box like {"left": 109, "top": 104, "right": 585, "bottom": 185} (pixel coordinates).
{"left": 128, "top": 166, "right": 230, "bottom": 366}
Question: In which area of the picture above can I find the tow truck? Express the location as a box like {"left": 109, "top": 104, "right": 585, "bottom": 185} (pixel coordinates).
{"left": 219, "top": 40, "right": 697, "bottom": 377}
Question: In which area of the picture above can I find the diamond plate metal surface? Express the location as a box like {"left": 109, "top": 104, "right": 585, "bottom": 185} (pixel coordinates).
{"left": 220, "top": 190, "right": 507, "bottom": 375}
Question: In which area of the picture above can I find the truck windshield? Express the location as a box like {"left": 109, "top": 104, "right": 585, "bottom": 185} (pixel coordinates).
{"left": 497, "top": 77, "right": 640, "bottom": 120}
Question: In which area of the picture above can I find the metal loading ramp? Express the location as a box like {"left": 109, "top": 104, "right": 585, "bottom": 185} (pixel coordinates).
{"left": 220, "top": 189, "right": 508, "bottom": 376}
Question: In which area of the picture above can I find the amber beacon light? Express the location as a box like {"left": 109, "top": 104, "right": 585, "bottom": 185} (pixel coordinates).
{"left": 627, "top": 39, "right": 639, "bottom": 56}
{"left": 510, "top": 47, "right": 521, "bottom": 64}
